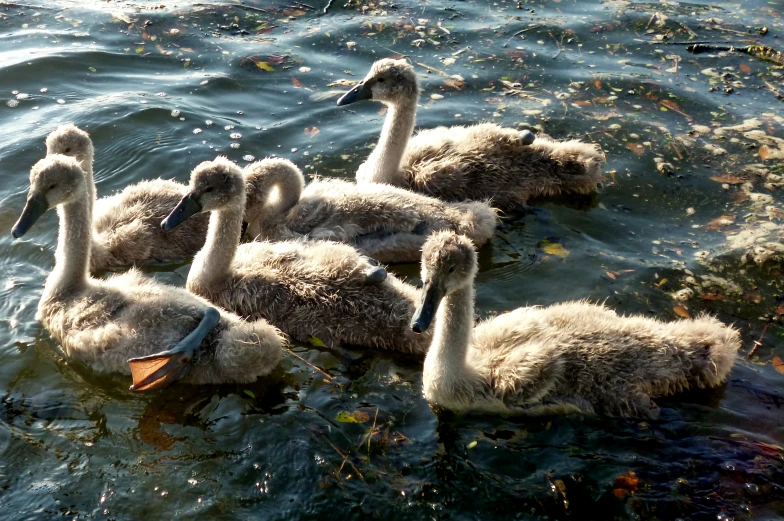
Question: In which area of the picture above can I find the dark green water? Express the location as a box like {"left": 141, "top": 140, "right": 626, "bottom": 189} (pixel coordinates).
{"left": 1, "top": 0, "right": 784, "bottom": 519}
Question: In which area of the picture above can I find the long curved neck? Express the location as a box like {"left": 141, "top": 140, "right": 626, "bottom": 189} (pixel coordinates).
{"left": 79, "top": 152, "right": 96, "bottom": 218}
{"left": 423, "top": 285, "right": 475, "bottom": 390}
{"left": 189, "top": 198, "right": 244, "bottom": 292}
{"left": 45, "top": 195, "right": 91, "bottom": 299}
{"left": 362, "top": 99, "right": 417, "bottom": 185}
{"left": 245, "top": 168, "right": 303, "bottom": 238}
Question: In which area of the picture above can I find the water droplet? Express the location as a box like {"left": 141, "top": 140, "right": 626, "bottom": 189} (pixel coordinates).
{"left": 16, "top": 93, "right": 28, "bottom": 99}
{"left": 205, "top": 120, "right": 213, "bottom": 126}
{"left": 237, "top": 111, "right": 243, "bottom": 115}
{"left": 230, "top": 143, "right": 240, "bottom": 149}
{"left": 193, "top": 128, "right": 202, "bottom": 134}
{"left": 179, "top": 117, "right": 185, "bottom": 121}
{"left": 157, "top": 92, "right": 167, "bottom": 97}
{"left": 11, "top": 90, "right": 18, "bottom": 95}
{"left": 200, "top": 80, "right": 209, "bottom": 85}
{"left": 169, "top": 28, "right": 180, "bottom": 35}
{"left": 188, "top": 478, "right": 198, "bottom": 486}
{"left": 291, "top": 148, "right": 298, "bottom": 153}
{"left": 171, "top": 109, "right": 181, "bottom": 117}
{"left": 243, "top": 155, "right": 255, "bottom": 161}
{"left": 56, "top": 99, "right": 65, "bottom": 104}
{"left": 744, "top": 482, "right": 760, "bottom": 494}
{"left": 224, "top": 125, "right": 234, "bottom": 130}
{"left": 7, "top": 100, "right": 19, "bottom": 108}
{"left": 40, "top": 87, "right": 47, "bottom": 93}
{"left": 230, "top": 133, "right": 241, "bottom": 139}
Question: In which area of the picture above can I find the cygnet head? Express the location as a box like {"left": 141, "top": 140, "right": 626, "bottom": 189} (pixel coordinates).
{"left": 12, "top": 155, "right": 87, "bottom": 238}
{"left": 336, "top": 58, "right": 419, "bottom": 107}
{"left": 45, "top": 124, "right": 94, "bottom": 172}
{"left": 410, "top": 231, "right": 478, "bottom": 334}
{"left": 161, "top": 156, "right": 244, "bottom": 231}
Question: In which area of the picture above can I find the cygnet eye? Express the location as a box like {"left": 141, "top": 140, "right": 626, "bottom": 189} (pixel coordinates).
{"left": 63, "top": 147, "right": 71, "bottom": 154}
{"left": 49, "top": 184, "right": 56, "bottom": 190}
{"left": 377, "top": 77, "right": 385, "bottom": 83}
{"left": 204, "top": 187, "right": 214, "bottom": 193}
{"left": 448, "top": 266, "right": 456, "bottom": 274}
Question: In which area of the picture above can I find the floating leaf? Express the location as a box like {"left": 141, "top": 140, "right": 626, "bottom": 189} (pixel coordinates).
{"left": 707, "top": 215, "right": 735, "bottom": 230}
{"left": 307, "top": 335, "right": 327, "bottom": 348}
{"left": 657, "top": 278, "right": 668, "bottom": 287}
{"left": 773, "top": 357, "right": 784, "bottom": 375}
{"left": 613, "top": 488, "right": 629, "bottom": 498}
{"left": 709, "top": 175, "right": 745, "bottom": 184}
{"left": 135, "top": 46, "right": 144, "bottom": 54}
{"left": 327, "top": 78, "right": 358, "bottom": 87}
{"left": 244, "top": 390, "right": 256, "bottom": 399}
{"left": 540, "top": 240, "right": 570, "bottom": 258}
{"left": 759, "top": 145, "right": 773, "bottom": 160}
{"left": 304, "top": 126, "right": 320, "bottom": 138}
{"left": 701, "top": 293, "right": 725, "bottom": 301}
{"left": 615, "top": 471, "right": 640, "bottom": 493}
{"left": 88, "top": 66, "right": 97, "bottom": 72}
{"left": 467, "top": 440, "right": 478, "bottom": 449}
{"left": 291, "top": 76, "right": 303, "bottom": 88}
{"left": 605, "top": 271, "right": 617, "bottom": 280}
{"left": 255, "top": 61, "right": 275, "bottom": 72}
{"left": 739, "top": 63, "right": 751, "bottom": 74}
{"left": 335, "top": 410, "right": 370, "bottom": 423}
{"left": 626, "top": 142, "right": 645, "bottom": 156}
{"left": 673, "top": 305, "right": 691, "bottom": 318}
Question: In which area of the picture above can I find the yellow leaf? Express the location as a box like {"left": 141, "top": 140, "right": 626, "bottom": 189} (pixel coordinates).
{"left": 256, "top": 61, "right": 275, "bottom": 72}
{"left": 335, "top": 410, "right": 370, "bottom": 423}
{"left": 307, "top": 335, "right": 327, "bottom": 348}
{"left": 304, "top": 126, "right": 320, "bottom": 138}
{"left": 135, "top": 46, "right": 144, "bottom": 54}
{"left": 467, "top": 440, "right": 478, "bottom": 449}
{"left": 657, "top": 278, "right": 668, "bottom": 287}
{"left": 772, "top": 357, "right": 784, "bottom": 375}
{"left": 540, "top": 240, "right": 570, "bottom": 258}
{"left": 673, "top": 305, "right": 691, "bottom": 318}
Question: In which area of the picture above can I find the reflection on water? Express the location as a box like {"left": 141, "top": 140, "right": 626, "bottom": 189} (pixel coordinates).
{"left": 1, "top": 0, "right": 783, "bottom": 519}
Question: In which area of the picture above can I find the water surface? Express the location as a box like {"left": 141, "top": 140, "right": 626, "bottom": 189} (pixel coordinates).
{"left": 1, "top": 0, "right": 783, "bottom": 519}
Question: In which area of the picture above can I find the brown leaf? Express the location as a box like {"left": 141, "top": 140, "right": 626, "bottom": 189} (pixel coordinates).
{"left": 574, "top": 100, "right": 593, "bottom": 106}
{"left": 773, "top": 357, "right": 784, "bottom": 375}
{"left": 673, "top": 305, "right": 691, "bottom": 318}
{"left": 706, "top": 215, "right": 735, "bottom": 230}
{"left": 626, "top": 142, "right": 645, "bottom": 156}
{"left": 593, "top": 79, "right": 602, "bottom": 89}
{"left": 605, "top": 271, "right": 617, "bottom": 280}
{"left": 709, "top": 175, "right": 745, "bottom": 184}
{"left": 615, "top": 471, "right": 640, "bottom": 493}
{"left": 443, "top": 76, "right": 465, "bottom": 90}
{"left": 701, "top": 293, "right": 725, "bottom": 301}
{"left": 744, "top": 290, "right": 762, "bottom": 304}
{"left": 660, "top": 99, "right": 680, "bottom": 111}
{"left": 304, "top": 126, "right": 319, "bottom": 138}
{"left": 613, "top": 488, "right": 628, "bottom": 498}
{"left": 291, "top": 76, "right": 303, "bottom": 88}
{"left": 775, "top": 303, "right": 784, "bottom": 315}
{"left": 759, "top": 145, "right": 773, "bottom": 160}
{"left": 740, "top": 63, "right": 751, "bottom": 74}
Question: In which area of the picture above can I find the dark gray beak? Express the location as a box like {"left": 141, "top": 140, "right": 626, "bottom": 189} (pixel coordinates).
{"left": 410, "top": 281, "right": 444, "bottom": 334}
{"left": 161, "top": 193, "right": 202, "bottom": 231}
{"left": 12, "top": 195, "right": 48, "bottom": 238}
{"left": 337, "top": 82, "right": 373, "bottom": 106}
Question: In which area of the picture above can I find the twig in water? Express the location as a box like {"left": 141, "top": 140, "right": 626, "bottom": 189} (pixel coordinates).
{"left": 688, "top": 43, "right": 784, "bottom": 66}
{"left": 285, "top": 347, "right": 337, "bottom": 383}
{"left": 503, "top": 25, "right": 542, "bottom": 48}
{"left": 193, "top": 3, "right": 268, "bottom": 13}
{"left": 293, "top": 1, "right": 315, "bottom": 10}
{"left": 327, "top": 439, "right": 365, "bottom": 481}
{"left": 747, "top": 320, "right": 772, "bottom": 359}
{"left": 324, "top": 0, "right": 335, "bottom": 14}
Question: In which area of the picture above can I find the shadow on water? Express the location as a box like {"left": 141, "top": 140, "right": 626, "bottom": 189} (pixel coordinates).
{"left": 1, "top": 0, "right": 784, "bottom": 519}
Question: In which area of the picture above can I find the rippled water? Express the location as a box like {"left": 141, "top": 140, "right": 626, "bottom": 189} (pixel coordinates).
{"left": 1, "top": 0, "right": 784, "bottom": 519}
